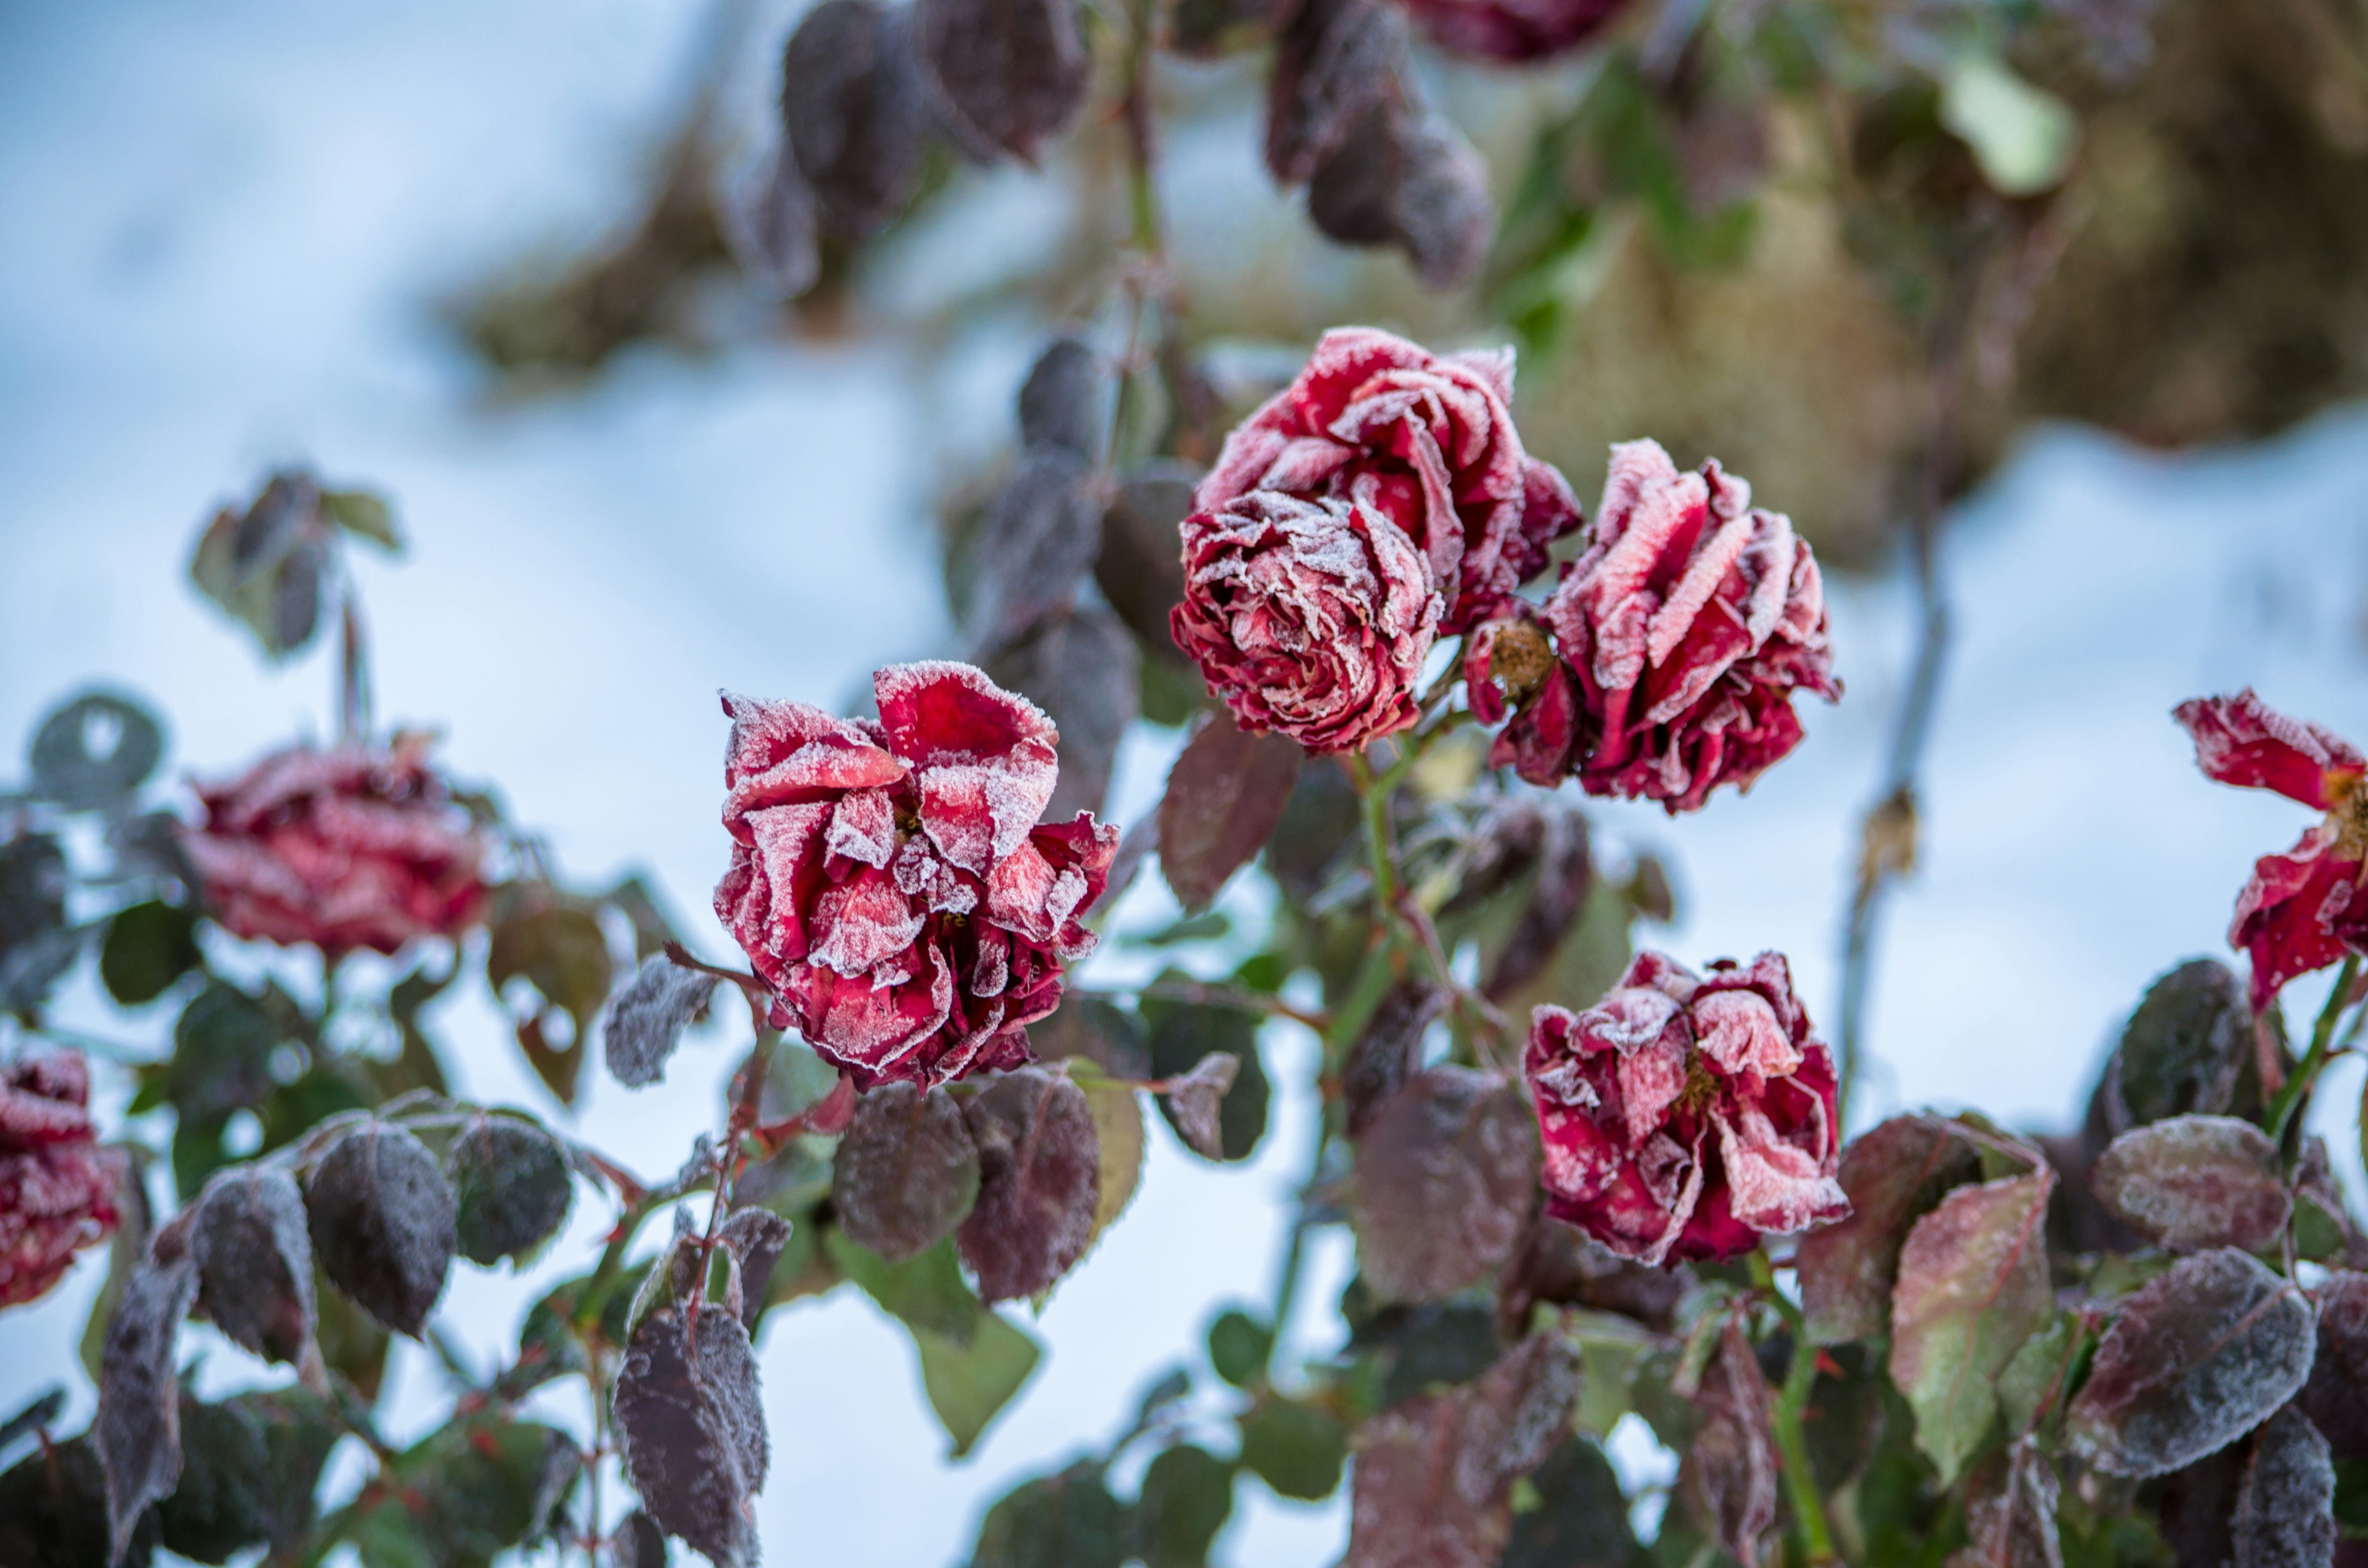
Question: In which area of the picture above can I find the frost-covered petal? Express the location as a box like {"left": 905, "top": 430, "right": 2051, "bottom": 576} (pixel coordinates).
{"left": 2176, "top": 689, "right": 2365, "bottom": 810}
{"left": 873, "top": 662, "right": 1061, "bottom": 876}
{"left": 2230, "top": 829, "right": 2366, "bottom": 1011}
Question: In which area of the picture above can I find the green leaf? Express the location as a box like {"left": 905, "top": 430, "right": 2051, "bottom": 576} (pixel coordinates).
{"left": 320, "top": 488, "right": 401, "bottom": 551}
{"left": 157, "top": 1389, "right": 339, "bottom": 1564}
{"left": 1133, "top": 1445, "right": 1235, "bottom": 1568}
{"left": 485, "top": 885, "right": 614, "bottom": 1106}
{"left": 350, "top": 1415, "right": 569, "bottom": 1568}
{"left": 1206, "top": 1308, "right": 1273, "bottom": 1389}
{"left": 1236, "top": 1399, "right": 1346, "bottom": 1501}
{"left": 101, "top": 901, "right": 201, "bottom": 1005}
{"left": 829, "top": 1231, "right": 986, "bottom": 1344}
{"left": 28, "top": 691, "right": 165, "bottom": 810}
{"left": 1939, "top": 55, "right": 2078, "bottom": 197}
{"left": 1501, "top": 1437, "right": 1635, "bottom": 1568}
{"left": 969, "top": 1461, "right": 1127, "bottom": 1568}
{"left": 0, "top": 1436, "right": 153, "bottom": 1567}
{"left": 1996, "top": 1313, "right": 2081, "bottom": 1441}
{"left": 188, "top": 476, "right": 334, "bottom": 660}
{"left": 1079, "top": 1079, "right": 1143, "bottom": 1252}
{"left": 916, "top": 1310, "right": 1044, "bottom": 1459}
{"left": 1886, "top": 1169, "right": 2056, "bottom": 1484}
{"left": 1796, "top": 1114, "right": 1982, "bottom": 1345}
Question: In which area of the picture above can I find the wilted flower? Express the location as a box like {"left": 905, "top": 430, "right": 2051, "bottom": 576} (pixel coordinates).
{"left": 1511, "top": 438, "right": 1837, "bottom": 813}
{"left": 714, "top": 662, "right": 1117, "bottom": 1089}
{"left": 0, "top": 1051, "right": 125, "bottom": 1307}
{"left": 1194, "top": 327, "right": 1582, "bottom": 633}
{"left": 182, "top": 736, "right": 488, "bottom": 955}
{"left": 1170, "top": 491, "right": 1442, "bottom": 753}
{"left": 1399, "top": 0, "right": 1630, "bottom": 62}
{"left": 2175, "top": 689, "right": 2368, "bottom": 1011}
{"left": 1526, "top": 951, "right": 1846, "bottom": 1266}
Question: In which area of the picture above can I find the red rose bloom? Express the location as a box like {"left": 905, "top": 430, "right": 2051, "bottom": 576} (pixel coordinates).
{"left": 714, "top": 662, "right": 1118, "bottom": 1089}
{"left": 1510, "top": 438, "right": 1836, "bottom": 813}
{"left": 182, "top": 736, "right": 488, "bottom": 956}
{"left": 2175, "top": 689, "right": 2368, "bottom": 1012}
{"left": 0, "top": 1051, "right": 125, "bottom": 1308}
{"left": 1194, "top": 327, "right": 1582, "bottom": 634}
{"left": 1526, "top": 951, "right": 1846, "bottom": 1266}
{"left": 1400, "top": 0, "right": 1629, "bottom": 62}
{"left": 1170, "top": 491, "right": 1442, "bottom": 753}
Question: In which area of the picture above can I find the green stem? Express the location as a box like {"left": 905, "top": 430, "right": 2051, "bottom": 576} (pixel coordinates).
{"left": 2265, "top": 954, "right": 2359, "bottom": 1149}
{"left": 1750, "top": 1252, "right": 1838, "bottom": 1566}
{"left": 1347, "top": 753, "right": 1400, "bottom": 908}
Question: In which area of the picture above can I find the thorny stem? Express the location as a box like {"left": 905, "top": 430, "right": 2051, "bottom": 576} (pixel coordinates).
{"left": 2265, "top": 954, "right": 2361, "bottom": 1149}
{"left": 1749, "top": 1252, "right": 1838, "bottom": 1566}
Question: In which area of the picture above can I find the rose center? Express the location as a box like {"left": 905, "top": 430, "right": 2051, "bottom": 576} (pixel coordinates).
{"left": 1486, "top": 620, "right": 1555, "bottom": 705}
{"left": 1673, "top": 1055, "right": 1722, "bottom": 1118}
{"left": 2326, "top": 771, "right": 2368, "bottom": 858}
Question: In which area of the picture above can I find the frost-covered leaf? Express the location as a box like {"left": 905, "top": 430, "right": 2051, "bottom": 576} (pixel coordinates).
{"left": 2232, "top": 1406, "right": 2336, "bottom": 1568}
{"left": 1352, "top": 1067, "right": 1537, "bottom": 1303}
{"left": 1888, "top": 1168, "right": 2056, "bottom": 1484}
{"left": 1095, "top": 461, "right": 1196, "bottom": 655}
{"left": 780, "top": 0, "right": 929, "bottom": 238}
{"left": 2091, "top": 1114, "right": 2290, "bottom": 1253}
{"left": 1157, "top": 709, "right": 1301, "bottom": 913}
{"left": 100, "top": 901, "right": 201, "bottom": 1007}
{"left": 913, "top": 0, "right": 1090, "bottom": 165}
{"left": 1950, "top": 1438, "right": 2063, "bottom": 1568}
{"left": 1341, "top": 1332, "right": 1581, "bottom": 1567}
{"left": 449, "top": 1118, "right": 574, "bottom": 1266}
{"left": 1265, "top": 0, "right": 1407, "bottom": 184}
{"left": 190, "top": 1167, "right": 314, "bottom": 1365}
{"left": 304, "top": 1119, "right": 456, "bottom": 1337}
{"left": 958, "top": 1067, "right": 1101, "bottom": 1302}
{"left": 1160, "top": 1052, "right": 1240, "bottom": 1162}
{"left": 985, "top": 607, "right": 1138, "bottom": 821}
{"left": 1307, "top": 104, "right": 1495, "bottom": 290}
{"left": 721, "top": 144, "right": 821, "bottom": 300}
{"left": 600, "top": 954, "right": 716, "bottom": 1091}
{"left": 1342, "top": 980, "right": 1447, "bottom": 1140}
{"left": 615, "top": 1306, "right": 768, "bottom": 1568}
{"left": 834, "top": 1082, "right": 980, "bottom": 1264}
{"left": 1682, "top": 1316, "right": 1778, "bottom": 1568}
{"left": 1501, "top": 1437, "right": 1634, "bottom": 1568}
{"left": 2068, "top": 1247, "right": 2317, "bottom": 1477}
{"left": 98, "top": 1233, "right": 197, "bottom": 1563}
{"left": 715, "top": 1210, "right": 794, "bottom": 1333}
{"left": 1133, "top": 1443, "right": 1235, "bottom": 1568}
{"left": 969, "top": 1461, "right": 1128, "bottom": 1568}
{"left": 1016, "top": 337, "right": 1106, "bottom": 460}
{"left": 29, "top": 691, "right": 164, "bottom": 810}
{"left": 2297, "top": 1273, "right": 2368, "bottom": 1458}
{"left": 2107, "top": 959, "right": 2251, "bottom": 1133}
{"left": 1482, "top": 809, "right": 1590, "bottom": 1001}
{"left": 1240, "top": 1399, "right": 1347, "bottom": 1501}
{"left": 963, "top": 448, "right": 1103, "bottom": 659}
{"left": 1798, "top": 1114, "right": 1984, "bottom": 1345}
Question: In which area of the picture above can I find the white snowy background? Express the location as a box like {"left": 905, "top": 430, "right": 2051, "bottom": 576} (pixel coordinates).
{"left": 3, "top": 1, "right": 2367, "bottom": 1564}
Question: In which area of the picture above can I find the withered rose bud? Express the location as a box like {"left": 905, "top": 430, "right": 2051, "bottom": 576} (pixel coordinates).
{"left": 1194, "top": 327, "right": 1582, "bottom": 633}
{"left": 0, "top": 1050, "right": 125, "bottom": 1307}
{"left": 1528, "top": 438, "right": 1838, "bottom": 813}
{"left": 181, "top": 736, "right": 488, "bottom": 956}
{"left": 1399, "top": 0, "right": 1629, "bottom": 62}
{"left": 1170, "top": 491, "right": 1441, "bottom": 754}
{"left": 714, "top": 662, "right": 1117, "bottom": 1089}
{"left": 2175, "top": 689, "right": 2368, "bottom": 1011}
{"left": 1526, "top": 951, "right": 1846, "bottom": 1266}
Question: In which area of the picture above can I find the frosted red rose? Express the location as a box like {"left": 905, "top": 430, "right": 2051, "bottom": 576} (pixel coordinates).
{"left": 1400, "top": 0, "right": 1630, "bottom": 62}
{"left": 1194, "top": 327, "right": 1582, "bottom": 635}
{"left": 0, "top": 1050, "right": 125, "bottom": 1308}
{"left": 1526, "top": 951, "right": 1846, "bottom": 1266}
{"left": 2175, "top": 689, "right": 2368, "bottom": 1011}
{"left": 714, "top": 662, "right": 1117, "bottom": 1089}
{"left": 1493, "top": 438, "right": 1838, "bottom": 813}
{"left": 1170, "top": 491, "right": 1442, "bottom": 753}
{"left": 181, "top": 736, "right": 488, "bottom": 955}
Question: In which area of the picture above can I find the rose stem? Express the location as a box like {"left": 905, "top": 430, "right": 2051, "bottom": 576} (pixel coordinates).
{"left": 2265, "top": 953, "right": 2361, "bottom": 1149}
{"left": 1748, "top": 1250, "right": 1839, "bottom": 1566}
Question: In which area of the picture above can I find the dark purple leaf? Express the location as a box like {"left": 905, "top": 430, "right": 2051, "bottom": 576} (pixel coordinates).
{"left": 1266, "top": 0, "right": 1408, "bottom": 184}
{"left": 612, "top": 1509, "right": 668, "bottom": 1568}
{"left": 780, "top": 0, "right": 929, "bottom": 238}
{"left": 1341, "top": 1332, "right": 1581, "bottom": 1568}
{"left": 1167, "top": 0, "right": 1289, "bottom": 54}
{"left": 614, "top": 1305, "right": 768, "bottom": 1568}
{"left": 1682, "top": 1316, "right": 1777, "bottom": 1568}
{"left": 1143, "top": 987, "right": 1270, "bottom": 1161}
{"left": 985, "top": 607, "right": 1138, "bottom": 821}
{"left": 1156, "top": 708, "right": 1302, "bottom": 913}
{"left": 304, "top": 1120, "right": 456, "bottom": 1338}
{"left": 913, "top": 0, "right": 1090, "bottom": 165}
{"left": 1482, "top": 808, "right": 1590, "bottom": 1001}
{"left": 1888, "top": 1168, "right": 2056, "bottom": 1484}
{"left": 189, "top": 1167, "right": 314, "bottom": 1365}
{"left": 1160, "top": 1052, "right": 1240, "bottom": 1162}
{"left": 601, "top": 955, "right": 717, "bottom": 1090}
{"left": 833, "top": 1082, "right": 981, "bottom": 1265}
{"left": 1495, "top": 1213, "right": 1690, "bottom": 1339}
{"left": 716, "top": 1210, "right": 795, "bottom": 1332}
{"left": 188, "top": 475, "right": 335, "bottom": 660}
{"left": 1796, "top": 1113, "right": 1983, "bottom": 1345}
{"left": 1307, "top": 103, "right": 1495, "bottom": 290}
{"left": 2067, "top": 1248, "right": 2317, "bottom": 1478}
{"left": 1955, "top": 1439, "right": 2062, "bottom": 1568}
{"left": 1342, "top": 979, "right": 1448, "bottom": 1140}
{"left": 2106, "top": 958, "right": 2252, "bottom": 1134}
{"left": 2090, "top": 1114, "right": 2290, "bottom": 1253}
{"left": 1500, "top": 1436, "right": 1634, "bottom": 1568}
{"left": 1352, "top": 1067, "right": 1538, "bottom": 1303}
{"left": 0, "top": 1387, "right": 64, "bottom": 1467}
{"left": 98, "top": 1228, "right": 197, "bottom": 1563}
{"left": 964, "top": 448, "right": 1104, "bottom": 659}
{"left": 1094, "top": 460, "right": 1196, "bottom": 655}
{"left": 2296, "top": 1272, "right": 2368, "bottom": 1458}
{"left": 1030, "top": 995, "right": 1152, "bottom": 1080}
{"left": 958, "top": 1067, "right": 1101, "bottom": 1302}
{"left": 720, "top": 146, "right": 821, "bottom": 300}
{"left": 1016, "top": 337, "right": 1106, "bottom": 461}
{"left": 2233, "top": 1406, "right": 2336, "bottom": 1568}
{"left": 449, "top": 1119, "right": 574, "bottom": 1266}
{"left": 2, "top": 1435, "right": 157, "bottom": 1568}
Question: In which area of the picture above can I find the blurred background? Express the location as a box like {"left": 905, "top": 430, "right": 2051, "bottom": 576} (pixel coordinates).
{"left": 4, "top": 0, "right": 2368, "bottom": 1561}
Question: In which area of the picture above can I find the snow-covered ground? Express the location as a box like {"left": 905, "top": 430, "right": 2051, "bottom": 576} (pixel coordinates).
{"left": 4, "top": 2, "right": 2367, "bottom": 1564}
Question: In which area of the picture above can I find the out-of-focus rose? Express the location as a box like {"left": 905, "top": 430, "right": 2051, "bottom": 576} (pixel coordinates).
{"left": 715, "top": 662, "right": 1117, "bottom": 1090}
{"left": 1399, "top": 0, "right": 1629, "bottom": 62}
{"left": 0, "top": 1051, "right": 125, "bottom": 1308}
{"left": 1517, "top": 438, "right": 1836, "bottom": 813}
{"left": 1526, "top": 951, "right": 1846, "bottom": 1266}
{"left": 182, "top": 736, "right": 488, "bottom": 956}
{"left": 1194, "top": 327, "right": 1582, "bottom": 634}
{"left": 1170, "top": 491, "right": 1441, "bottom": 753}
{"left": 2175, "top": 689, "right": 2368, "bottom": 1011}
